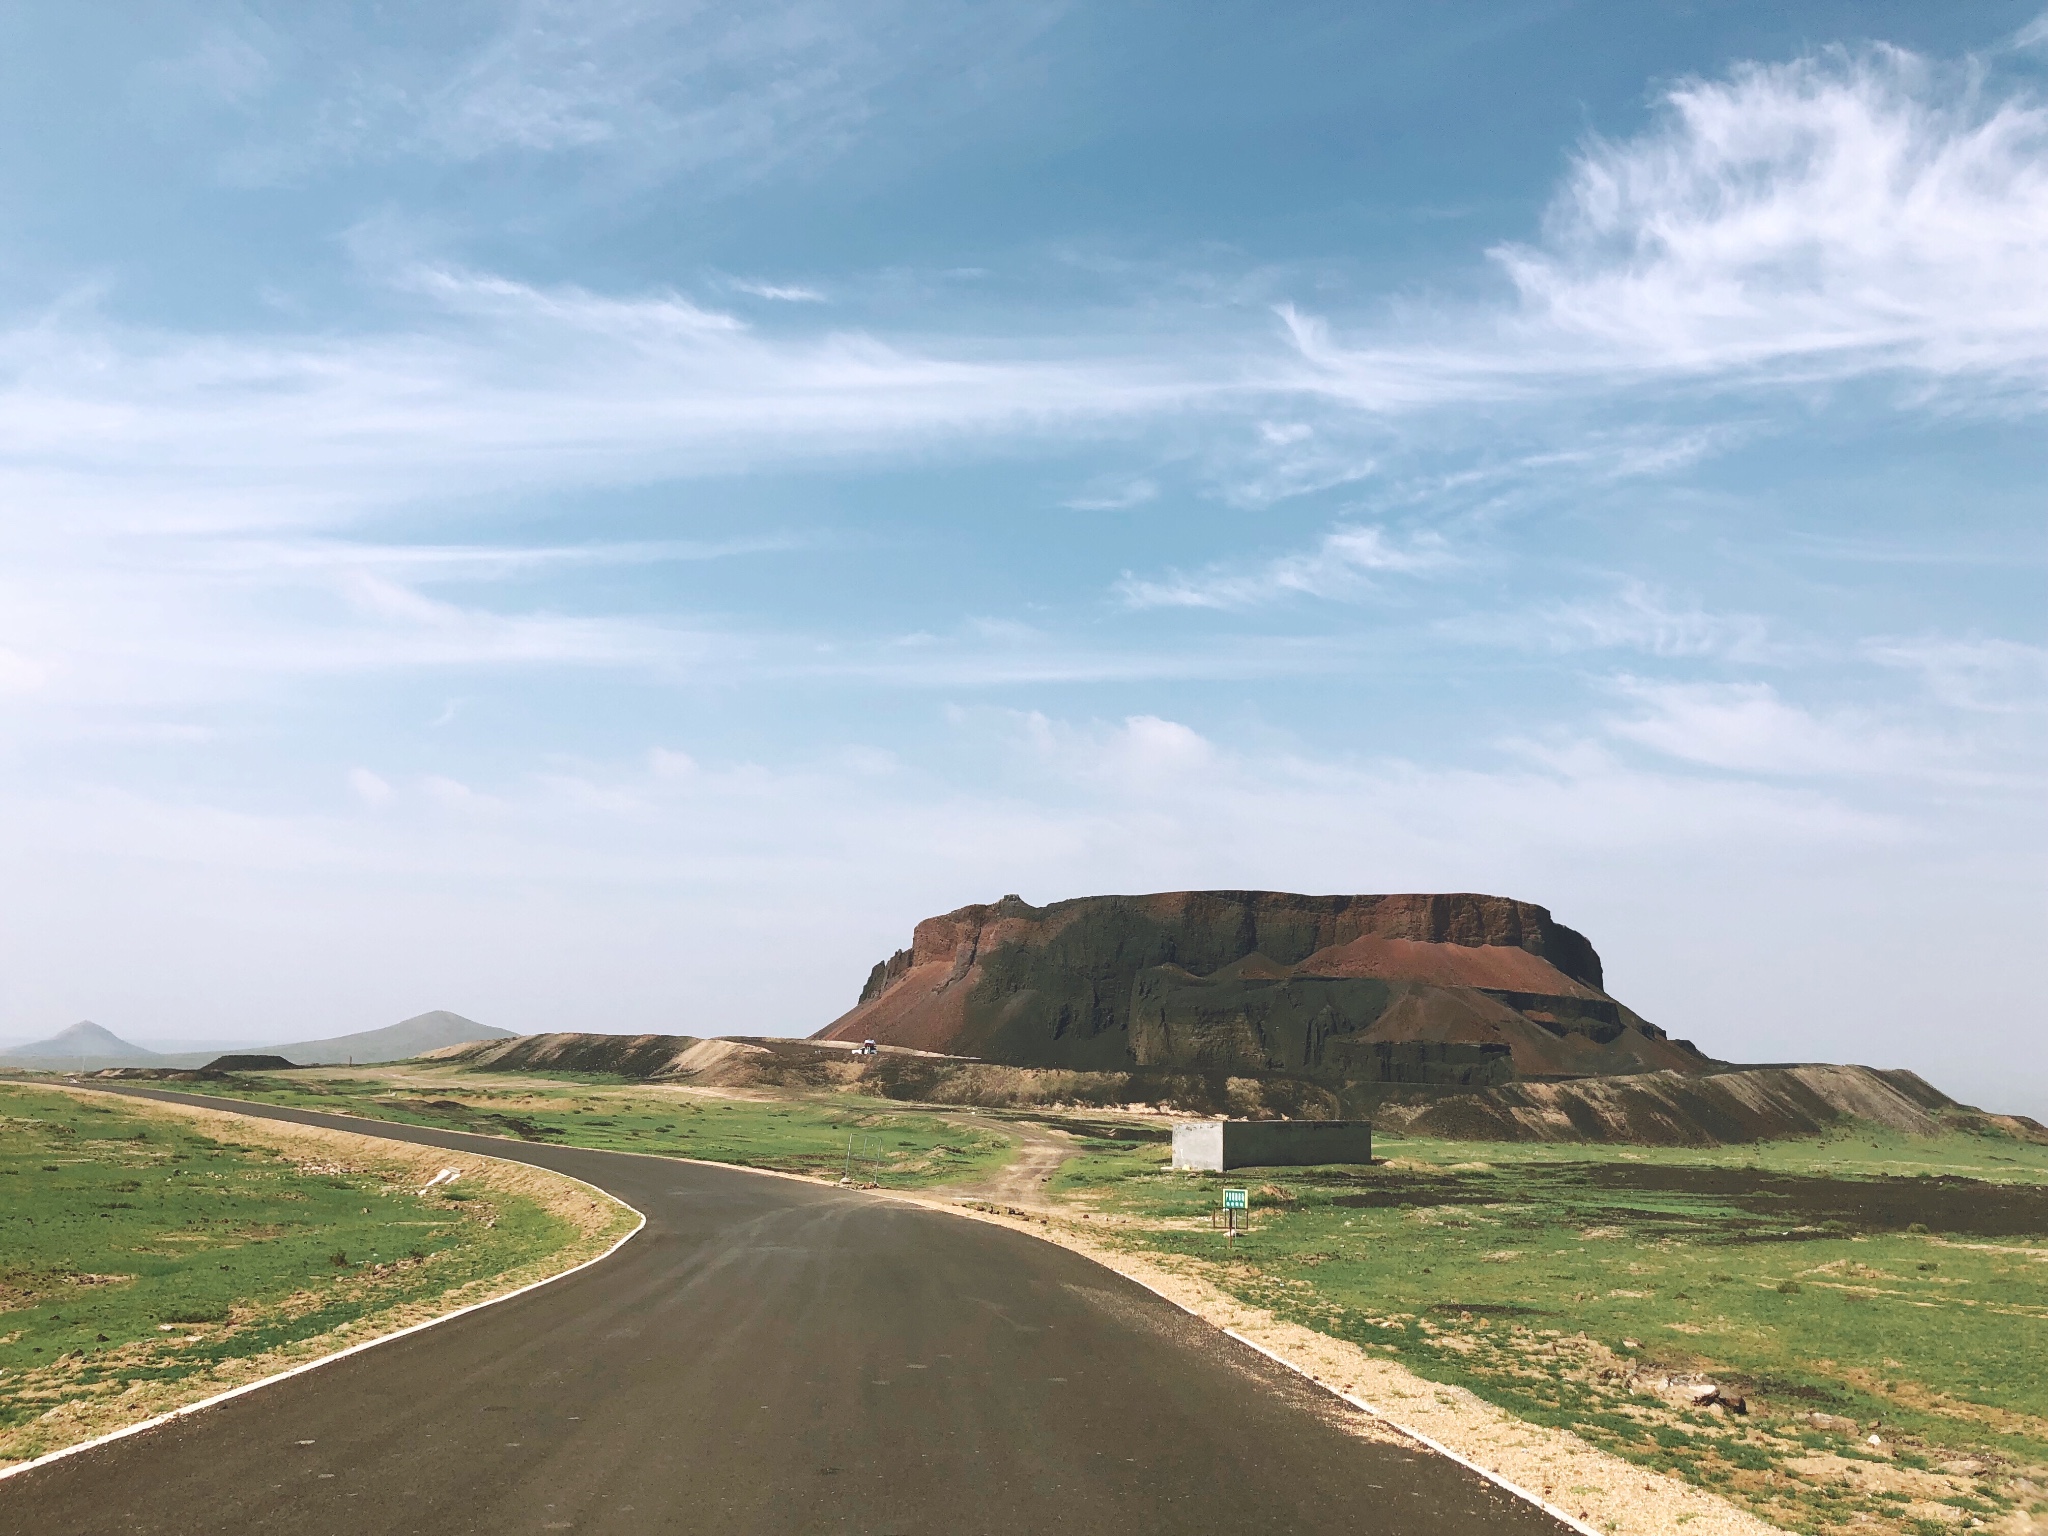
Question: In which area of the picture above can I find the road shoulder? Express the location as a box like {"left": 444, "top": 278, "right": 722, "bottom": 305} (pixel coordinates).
{"left": 890, "top": 1188, "right": 1789, "bottom": 1536}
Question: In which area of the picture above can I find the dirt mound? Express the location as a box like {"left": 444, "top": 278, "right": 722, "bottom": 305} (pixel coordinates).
{"left": 1370, "top": 1065, "right": 2047, "bottom": 1146}
{"left": 425, "top": 1032, "right": 733, "bottom": 1078}
{"left": 201, "top": 1054, "right": 300, "bottom": 1072}
{"left": 814, "top": 890, "right": 1706, "bottom": 1082}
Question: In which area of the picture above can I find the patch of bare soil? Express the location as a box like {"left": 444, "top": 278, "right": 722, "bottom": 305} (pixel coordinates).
{"left": 931, "top": 1117, "right": 1075, "bottom": 1209}
{"left": 1319, "top": 1160, "right": 2048, "bottom": 1239}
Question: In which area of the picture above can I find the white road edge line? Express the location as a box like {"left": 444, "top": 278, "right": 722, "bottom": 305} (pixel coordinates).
{"left": 894, "top": 1195, "right": 1598, "bottom": 1534}
{"left": 1219, "top": 1328, "right": 1603, "bottom": 1536}
{"left": 0, "top": 1106, "right": 647, "bottom": 1485}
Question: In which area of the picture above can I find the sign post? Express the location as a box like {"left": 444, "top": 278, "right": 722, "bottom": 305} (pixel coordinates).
{"left": 1223, "top": 1186, "right": 1248, "bottom": 1245}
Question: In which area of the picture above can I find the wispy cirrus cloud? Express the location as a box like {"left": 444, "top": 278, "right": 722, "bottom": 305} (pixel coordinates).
{"left": 1115, "top": 524, "right": 1453, "bottom": 610}
{"left": 191, "top": 534, "right": 811, "bottom": 578}
{"left": 21, "top": 36, "right": 2048, "bottom": 557}
{"left": 1866, "top": 635, "right": 2048, "bottom": 713}
{"left": 1063, "top": 475, "right": 1159, "bottom": 511}
{"left": 1604, "top": 677, "right": 1959, "bottom": 779}
{"left": 1283, "top": 43, "right": 2048, "bottom": 408}
{"left": 730, "top": 280, "right": 826, "bottom": 303}
{"left": 0, "top": 262, "right": 1215, "bottom": 539}
{"left": 1445, "top": 582, "right": 1776, "bottom": 662}
{"left": 1496, "top": 45, "right": 2048, "bottom": 386}
{"left": 175, "top": 1, "right": 1065, "bottom": 189}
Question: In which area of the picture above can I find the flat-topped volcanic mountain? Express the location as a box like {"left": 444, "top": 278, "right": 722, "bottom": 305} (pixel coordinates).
{"left": 813, "top": 890, "right": 1708, "bottom": 1084}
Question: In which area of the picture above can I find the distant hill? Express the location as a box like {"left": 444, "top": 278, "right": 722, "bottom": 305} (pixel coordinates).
{"left": 815, "top": 890, "right": 1710, "bottom": 1084}
{"left": 3, "top": 1011, "right": 512, "bottom": 1072}
{"left": 0, "top": 1020, "right": 162, "bottom": 1070}
{"left": 251, "top": 1011, "right": 512, "bottom": 1066}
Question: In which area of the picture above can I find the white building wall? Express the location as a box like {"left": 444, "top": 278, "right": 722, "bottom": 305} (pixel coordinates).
{"left": 1170, "top": 1121, "right": 1224, "bottom": 1171}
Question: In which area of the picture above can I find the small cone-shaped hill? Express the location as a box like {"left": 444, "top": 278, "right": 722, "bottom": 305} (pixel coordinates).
{"left": 812, "top": 890, "right": 1710, "bottom": 1085}
{"left": 0, "top": 1020, "right": 161, "bottom": 1069}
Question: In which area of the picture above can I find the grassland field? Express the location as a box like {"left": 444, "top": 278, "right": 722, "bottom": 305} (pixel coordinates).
{"left": 173, "top": 1066, "right": 1017, "bottom": 1186}
{"left": 1048, "top": 1125, "right": 2048, "bottom": 1536}
{"left": 14, "top": 1063, "right": 2047, "bottom": 1536}
{"left": 0, "top": 1080, "right": 633, "bottom": 1468}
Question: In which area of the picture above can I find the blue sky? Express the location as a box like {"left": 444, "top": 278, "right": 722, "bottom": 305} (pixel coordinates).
{"left": 0, "top": 3, "right": 2043, "bottom": 1111}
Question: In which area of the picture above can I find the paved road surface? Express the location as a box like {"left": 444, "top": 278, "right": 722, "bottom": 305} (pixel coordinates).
{"left": 3, "top": 1089, "right": 1567, "bottom": 1535}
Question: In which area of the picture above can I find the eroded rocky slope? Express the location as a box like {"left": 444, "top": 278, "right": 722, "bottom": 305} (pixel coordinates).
{"left": 813, "top": 890, "right": 1707, "bottom": 1085}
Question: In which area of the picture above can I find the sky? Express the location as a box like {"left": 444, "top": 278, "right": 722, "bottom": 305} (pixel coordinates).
{"left": 0, "top": 2, "right": 2042, "bottom": 1113}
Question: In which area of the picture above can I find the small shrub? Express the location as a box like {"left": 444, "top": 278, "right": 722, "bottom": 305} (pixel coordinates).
{"left": 161, "top": 1305, "right": 229, "bottom": 1324}
{"left": 327, "top": 1250, "right": 350, "bottom": 1267}
{"left": 1777, "top": 1281, "right": 1802, "bottom": 1294}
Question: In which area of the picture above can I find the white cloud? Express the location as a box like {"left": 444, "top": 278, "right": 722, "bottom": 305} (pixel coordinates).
{"left": 1284, "top": 44, "right": 2048, "bottom": 409}
{"left": 348, "top": 768, "right": 393, "bottom": 806}
{"left": 732, "top": 281, "right": 826, "bottom": 303}
{"left": 195, "top": 534, "right": 805, "bottom": 579}
{"left": 0, "top": 265, "right": 1207, "bottom": 546}
{"left": 1012, "top": 711, "right": 1218, "bottom": 788}
{"left": 188, "top": 1, "right": 1063, "bottom": 189}
{"left": 1063, "top": 476, "right": 1158, "bottom": 511}
{"left": 1604, "top": 678, "right": 1953, "bottom": 778}
{"left": 146, "top": 23, "right": 277, "bottom": 110}
{"left": 1449, "top": 582, "right": 1775, "bottom": 661}
{"left": 1117, "top": 525, "right": 1452, "bottom": 610}
{"left": 1867, "top": 635, "right": 2048, "bottom": 713}
{"left": 1500, "top": 45, "right": 2048, "bottom": 386}
{"left": 1209, "top": 412, "right": 1379, "bottom": 507}
{"left": 422, "top": 774, "right": 485, "bottom": 810}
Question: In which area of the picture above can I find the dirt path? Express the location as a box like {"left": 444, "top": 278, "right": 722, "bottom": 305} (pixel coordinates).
{"left": 927, "top": 1113, "right": 1078, "bottom": 1209}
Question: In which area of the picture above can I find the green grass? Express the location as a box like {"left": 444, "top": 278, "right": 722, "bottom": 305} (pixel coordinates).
{"left": 76, "top": 1068, "right": 2048, "bottom": 1534}
{"left": 0, "top": 1082, "right": 588, "bottom": 1456}
{"left": 1053, "top": 1125, "right": 2048, "bottom": 1535}
{"left": 181, "top": 1070, "right": 1016, "bottom": 1188}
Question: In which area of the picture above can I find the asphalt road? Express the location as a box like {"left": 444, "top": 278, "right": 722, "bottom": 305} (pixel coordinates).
{"left": 4, "top": 1089, "right": 1567, "bottom": 1536}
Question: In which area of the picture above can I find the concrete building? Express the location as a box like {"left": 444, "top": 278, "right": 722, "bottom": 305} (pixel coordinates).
{"left": 1170, "top": 1119, "right": 1373, "bottom": 1172}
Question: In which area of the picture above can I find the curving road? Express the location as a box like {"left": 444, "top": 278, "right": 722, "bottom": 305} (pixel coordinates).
{"left": 3, "top": 1089, "right": 1565, "bottom": 1535}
